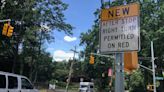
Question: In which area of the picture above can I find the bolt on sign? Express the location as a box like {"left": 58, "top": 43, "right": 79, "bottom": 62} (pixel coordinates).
{"left": 99, "top": 3, "right": 140, "bottom": 53}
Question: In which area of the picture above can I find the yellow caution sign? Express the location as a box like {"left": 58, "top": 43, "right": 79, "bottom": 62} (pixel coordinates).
{"left": 101, "top": 3, "right": 139, "bottom": 21}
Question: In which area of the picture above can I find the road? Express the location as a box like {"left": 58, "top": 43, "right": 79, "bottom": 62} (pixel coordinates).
{"left": 39, "top": 89, "right": 65, "bottom": 92}
{"left": 40, "top": 88, "right": 77, "bottom": 92}
{"left": 55, "top": 89, "right": 65, "bottom": 92}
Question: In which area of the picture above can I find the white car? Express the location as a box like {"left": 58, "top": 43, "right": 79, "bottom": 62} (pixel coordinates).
{"left": 79, "top": 82, "right": 94, "bottom": 92}
{"left": 0, "top": 71, "right": 39, "bottom": 92}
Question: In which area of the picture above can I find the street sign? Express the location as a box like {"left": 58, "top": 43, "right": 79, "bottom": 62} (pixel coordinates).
{"left": 155, "top": 77, "right": 164, "bottom": 80}
{"left": 108, "top": 68, "right": 112, "bottom": 77}
{"left": 100, "top": 3, "right": 140, "bottom": 53}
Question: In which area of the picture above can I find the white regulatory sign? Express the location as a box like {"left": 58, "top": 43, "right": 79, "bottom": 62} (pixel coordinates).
{"left": 100, "top": 16, "right": 140, "bottom": 53}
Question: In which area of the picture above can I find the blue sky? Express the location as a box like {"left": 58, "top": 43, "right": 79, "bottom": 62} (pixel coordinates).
{"left": 45, "top": 0, "right": 101, "bottom": 61}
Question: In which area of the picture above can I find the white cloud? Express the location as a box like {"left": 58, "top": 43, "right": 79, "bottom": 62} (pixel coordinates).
{"left": 64, "top": 36, "right": 77, "bottom": 42}
{"left": 53, "top": 50, "right": 78, "bottom": 62}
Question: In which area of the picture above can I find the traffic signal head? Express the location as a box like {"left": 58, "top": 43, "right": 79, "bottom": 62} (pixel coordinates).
{"left": 2, "top": 23, "right": 9, "bottom": 36}
{"left": 7, "top": 25, "right": 14, "bottom": 37}
{"left": 89, "top": 55, "right": 94, "bottom": 64}
{"left": 124, "top": 51, "right": 138, "bottom": 73}
{"left": 147, "top": 85, "right": 154, "bottom": 91}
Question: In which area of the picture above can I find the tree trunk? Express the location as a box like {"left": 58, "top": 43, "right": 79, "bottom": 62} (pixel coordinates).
{"left": 20, "top": 60, "right": 24, "bottom": 75}
{"left": 29, "top": 56, "right": 34, "bottom": 81}
{"left": 12, "top": 42, "right": 19, "bottom": 73}
{"left": 33, "top": 71, "right": 38, "bottom": 83}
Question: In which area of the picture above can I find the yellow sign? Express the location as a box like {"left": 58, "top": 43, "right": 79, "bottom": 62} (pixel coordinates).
{"left": 101, "top": 3, "right": 139, "bottom": 21}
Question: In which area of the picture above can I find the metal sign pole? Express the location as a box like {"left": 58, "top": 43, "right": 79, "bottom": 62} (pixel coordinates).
{"left": 151, "top": 41, "right": 156, "bottom": 92}
{"left": 115, "top": 53, "right": 124, "bottom": 92}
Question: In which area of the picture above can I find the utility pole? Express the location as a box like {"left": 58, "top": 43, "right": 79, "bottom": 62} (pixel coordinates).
{"left": 138, "top": 41, "right": 156, "bottom": 92}
{"left": 65, "top": 46, "right": 78, "bottom": 92}
{"left": 151, "top": 41, "right": 156, "bottom": 92}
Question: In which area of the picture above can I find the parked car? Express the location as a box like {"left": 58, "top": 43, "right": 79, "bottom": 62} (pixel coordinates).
{"left": 79, "top": 82, "right": 94, "bottom": 92}
{"left": 0, "top": 71, "right": 39, "bottom": 92}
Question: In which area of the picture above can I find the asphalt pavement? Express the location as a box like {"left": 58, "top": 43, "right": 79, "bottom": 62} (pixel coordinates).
{"left": 45, "top": 89, "right": 68, "bottom": 92}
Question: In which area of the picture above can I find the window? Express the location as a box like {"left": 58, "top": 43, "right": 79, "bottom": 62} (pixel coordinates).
{"left": 0, "top": 75, "right": 6, "bottom": 88}
{"left": 81, "top": 85, "right": 88, "bottom": 88}
{"left": 90, "top": 85, "right": 93, "bottom": 88}
{"left": 8, "top": 76, "right": 18, "bottom": 89}
{"left": 21, "top": 78, "right": 33, "bottom": 89}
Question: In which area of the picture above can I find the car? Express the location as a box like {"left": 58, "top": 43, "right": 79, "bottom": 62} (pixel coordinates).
{"left": 79, "top": 82, "right": 94, "bottom": 92}
{"left": 0, "top": 71, "right": 39, "bottom": 92}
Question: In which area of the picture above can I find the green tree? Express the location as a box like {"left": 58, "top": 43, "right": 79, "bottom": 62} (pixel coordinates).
{"left": 138, "top": 0, "right": 164, "bottom": 91}
{"left": 128, "top": 70, "right": 145, "bottom": 92}
{"left": 79, "top": 8, "right": 113, "bottom": 91}
{"left": 0, "top": 0, "right": 73, "bottom": 83}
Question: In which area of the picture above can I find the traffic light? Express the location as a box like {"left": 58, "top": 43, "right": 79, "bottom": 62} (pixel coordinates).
{"left": 7, "top": 25, "right": 14, "bottom": 37}
{"left": 147, "top": 85, "right": 154, "bottom": 91}
{"left": 2, "top": 23, "right": 9, "bottom": 36}
{"left": 2, "top": 23, "right": 14, "bottom": 37}
{"left": 124, "top": 51, "right": 138, "bottom": 73}
{"left": 89, "top": 55, "right": 94, "bottom": 64}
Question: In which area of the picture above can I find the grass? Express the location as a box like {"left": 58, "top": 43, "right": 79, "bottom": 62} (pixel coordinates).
{"left": 68, "top": 87, "right": 78, "bottom": 92}
{"left": 39, "top": 89, "right": 48, "bottom": 92}
{"left": 39, "top": 82, "right": 79, "bottom": 92}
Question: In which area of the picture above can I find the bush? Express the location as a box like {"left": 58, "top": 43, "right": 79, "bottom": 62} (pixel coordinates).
{"left": 56, "top": 81, "right": 67, "bottom": 88}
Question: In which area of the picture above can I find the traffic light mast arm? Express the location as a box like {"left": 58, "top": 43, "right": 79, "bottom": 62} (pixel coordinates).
{"left": 139, "top": 64, "right": 153, "bottom": 72}
{"left": 0, "top": 19, "right": 11, "bottom": 23}
{"left": 90, "top": 52, "right": 114, "bottom": 58}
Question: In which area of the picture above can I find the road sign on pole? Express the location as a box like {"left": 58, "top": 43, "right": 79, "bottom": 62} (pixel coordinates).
{"left": 100, "top": 3, "right": 140, "bottom": 53}
{"left": 155, "top": 77, "right": 164, "bottom": 80}
{"left": 99, "top": 3, "right": 140, "bottom": 92}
